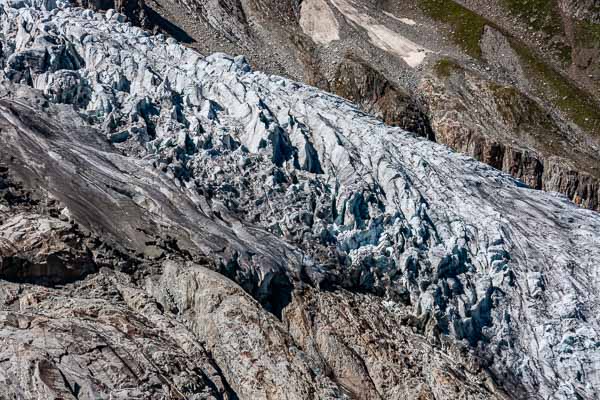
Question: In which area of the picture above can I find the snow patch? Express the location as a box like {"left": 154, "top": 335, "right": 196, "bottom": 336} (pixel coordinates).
{"left": 383, "top": 10, "right": 417, "bottom": 26}
{"left": 330, "top": 0, "right": 428, "bottom": 67}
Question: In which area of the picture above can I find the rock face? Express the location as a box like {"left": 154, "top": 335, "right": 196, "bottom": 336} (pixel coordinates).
{"left": 332, "top": 53, "right": 434, "bottom": 139}
{"left": 0, "top": 2, "right": 599, "bottom": 400}
{"left": 0, "top": 214, "right": 97, "bottom": 285}
{"left": 283, "top": 288, "right": 509, "bottom": 399}
{"left": 560, "top": 0, "right": 600, "bottom": 23}
{"left": 420, "top": 60, "right": 600, "bottom": 210}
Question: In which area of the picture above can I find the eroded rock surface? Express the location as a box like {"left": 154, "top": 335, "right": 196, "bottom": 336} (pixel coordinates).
{"left": 0, "top": 2, "right": 598, "bottom": 399}
{"left": 420, "top": 61, "right": 600, "bottom": 209}
{"left": 332, "top": 53, "right": 434, "bottom": 139}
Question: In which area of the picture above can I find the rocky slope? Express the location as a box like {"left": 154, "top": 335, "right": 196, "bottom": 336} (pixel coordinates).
{"left": 116, "top": 0, "right": 600, "bottom": 210}
{"left": 0, "top": 1, "right": 599, "bottom": 399}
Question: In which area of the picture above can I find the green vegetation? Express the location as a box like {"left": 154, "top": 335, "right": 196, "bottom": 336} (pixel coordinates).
{"left": 502, "top": 0, "right": 572, "bottom": 64}
{"left": 418, "top": 0, "right": 489, "bottom": 58}
{"left": 433, "top": 58, "right": 463, "bottom": 78}
{"left": 502, "top": 0, "right": 564, "bottom": 36}
{"left": 555, "top": 42, "right": 573, "bottom": 64}
{"left": 419, "top": 0, "right": 600, "bottom": 136}
{"left": 489, "top": 83, "right": 557, "bottom": 131}
{"left": 489, "top": 83, "right": 528, "bottom": 127}
{"left": 574, "top": 19, "right": 600, "bottom": 48}
{"left": 488, "top": 82, "right": 563, "bottom": 155}
{"left": 512, "top": 41, "right": 600, "bottom": 136}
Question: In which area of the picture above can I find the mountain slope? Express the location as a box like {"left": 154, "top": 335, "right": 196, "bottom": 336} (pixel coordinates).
{"left": 0, "top": 1, "right": 599, "bottom": 399}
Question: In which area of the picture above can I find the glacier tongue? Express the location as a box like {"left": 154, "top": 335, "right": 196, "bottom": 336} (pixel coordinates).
{"left": 0, "top": 1, "right": 599, "bottom": 398}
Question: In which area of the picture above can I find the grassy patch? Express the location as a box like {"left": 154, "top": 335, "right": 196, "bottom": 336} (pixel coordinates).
{"left": 418, "top": 0, "right": 489, "bottom": 58}
{"left": 502, "top": 0, "right": 564, "bottom": 36}
{"left": 419, "top": 0, "right": 600, "bottom": 136}
{"left": 490, "top": 91, "right": 562, "bottom": 154}
{"left": 489, "top": 82, "right": 558, "bottom": 134}
{"left": 574, "top": 19, "right": 600, "bottom": 48}
{"left": 433, "top": 58, "right": 463, "bottom": 78}
{"left": 502, "top": 0, "right": 572, "bottom": 64}
{"left": 555, "top": 42, "right": 573, "bottom": 64}
{"left": 512, "top": 41, "right": 600, "bottom": 135}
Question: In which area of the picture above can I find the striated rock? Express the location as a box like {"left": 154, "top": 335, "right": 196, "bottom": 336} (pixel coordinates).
{"left": 177, "top": 0, "right": 249, "bottom": 42}
{"left": 283, "top": 288, "right": 512, "bottom": 399}
{"left": 0, "top": 2, "right": 598, "bottom": 399}
{"left": 0, "top": 274, "right": 231, "bottom": 399}
{"left": 147, "top": 261, "right": 345, "bottom": 400}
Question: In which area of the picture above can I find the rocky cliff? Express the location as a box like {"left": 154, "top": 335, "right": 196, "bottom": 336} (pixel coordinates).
{"left": 0, "top": 1, "right": 599, "bottom": 399}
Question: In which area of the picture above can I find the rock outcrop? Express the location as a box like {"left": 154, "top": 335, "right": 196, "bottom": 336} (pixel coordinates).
{"left": 0, "top": 1, "right": 598, "bottom": 399}
{"left": 332, "top": 53, "right": 434, "bottom": 139}
{"left": 420, "top": 60, "right": 600, "bottom": 209}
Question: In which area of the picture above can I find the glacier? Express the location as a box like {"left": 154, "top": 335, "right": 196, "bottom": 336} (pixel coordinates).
{"left": 0, "top": 1, "right": 599, "bottom": 398}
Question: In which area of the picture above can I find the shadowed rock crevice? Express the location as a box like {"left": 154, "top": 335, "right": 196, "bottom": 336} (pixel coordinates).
{"left": 144, "top": 5, "right": 194, "bottom": 42}
{"left": 332, "top": 53, "right": 435, "bottom": 140}
{"left": 74, "top": 0, "right": 150, "bottom": 27}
